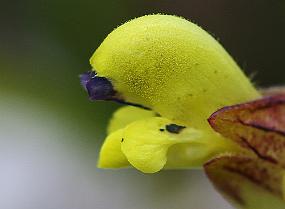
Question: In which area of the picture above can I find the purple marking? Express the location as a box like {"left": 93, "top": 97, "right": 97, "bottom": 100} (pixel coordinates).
{"left": 79, "top": 70, "right": 151, "bottom": 110}
{"left": 80, "top": 70, "right": 116, "bottom": 100}
{"left": 79, "top": 71, "right": 96, "bottom": 90}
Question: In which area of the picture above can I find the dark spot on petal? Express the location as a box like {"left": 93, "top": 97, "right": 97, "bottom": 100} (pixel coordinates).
{"left": 121, "top": 138, "right": 124, "bottom": 142}
{"left": 159, "top": 128, "right": 165, "bottom": 132}
{"left": 165, "top": 124, "right": 186, "bottom": 134}
{"left": 155, "top": 113, "right": 161, "bottom": 117}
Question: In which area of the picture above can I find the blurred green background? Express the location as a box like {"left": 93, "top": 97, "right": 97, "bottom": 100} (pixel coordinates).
{"left": 0, "top": 1, "right": 284, "bottom": 209}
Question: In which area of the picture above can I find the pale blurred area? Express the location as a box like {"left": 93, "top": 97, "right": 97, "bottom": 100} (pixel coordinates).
{"left": 0, "top": 94, "right": 232, "bottom": 209}
{"left": 1, "top": 0, "right": 284, "bottom": 209}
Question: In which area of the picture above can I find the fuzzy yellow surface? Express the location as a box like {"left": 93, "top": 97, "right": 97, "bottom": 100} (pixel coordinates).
{"left": 90, "top": 14, "right": 260, "bottom": 128}
{"left": 121, "top": 117, "right": 202, "bottom": 173}
{"left": 98, "top": 129, "right": 129, "bottom": 168}
{"left": 92, "top": 14, "right": 260, "bottom": 173}
{"left": 107, "top": 106, "right": 155, "bottom": 134}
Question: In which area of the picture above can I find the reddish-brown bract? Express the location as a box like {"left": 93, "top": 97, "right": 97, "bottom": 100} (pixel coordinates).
{"left": 205, "top": 89, "right": 285, "bottom": 208}
{"left": 208, "top": 93, "right": 285, "bottom": 167}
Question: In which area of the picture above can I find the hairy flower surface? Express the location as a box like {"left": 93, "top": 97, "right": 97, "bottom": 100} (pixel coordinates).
{"left": 80, "top": 14, "right": 285, "bottom": 208}
{"left": 81, "top": 14, "right": 259, "bottom": 172}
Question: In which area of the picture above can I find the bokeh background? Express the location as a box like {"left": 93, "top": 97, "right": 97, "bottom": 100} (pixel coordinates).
{"left": 1, "top": 1, "right": 284, "bottom": 209}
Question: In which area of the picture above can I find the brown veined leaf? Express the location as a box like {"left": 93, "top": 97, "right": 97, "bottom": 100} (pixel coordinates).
{"left": 204, "top": 154, "right": 285, "bottom": 209}
{"left": 208, "top": 93, "right": 285, "bottom": 167}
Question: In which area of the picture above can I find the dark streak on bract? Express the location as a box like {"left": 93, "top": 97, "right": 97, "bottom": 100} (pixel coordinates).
{"left": 165, "top": 124, "right": 186, "bottom": 134}
{"left": 239, "top": 136, "right": 277, "bottom": 164}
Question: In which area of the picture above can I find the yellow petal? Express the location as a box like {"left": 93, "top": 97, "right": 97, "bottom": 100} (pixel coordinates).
{"left": 97, "top": 129, "right": 129, "bottom": 168}
{"left": 99, "top": 106, "right": 156, "bottom": 169}
{"left": 120, "top": 117, "right": 238, "bottom": 173}
{"left": 107, "top": 106, "right": 155, "bottom": 134}
{"left": 165, "top": 132, "right": 238, "bottom": 169}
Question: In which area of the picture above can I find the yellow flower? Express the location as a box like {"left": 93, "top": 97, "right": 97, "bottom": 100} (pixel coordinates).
{"left": 80, "top": 14, "right": 260, "bottom": 173}
{"left": 80, "top": 14, "right": 285, "bottom": 208}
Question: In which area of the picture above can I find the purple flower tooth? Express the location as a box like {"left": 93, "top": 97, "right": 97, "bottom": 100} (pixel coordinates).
{"left": 79, "top": 71, "right": 97, "bottom": 90}
{"left": 85, "top": 76, "right": 116, "bottom": 100}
